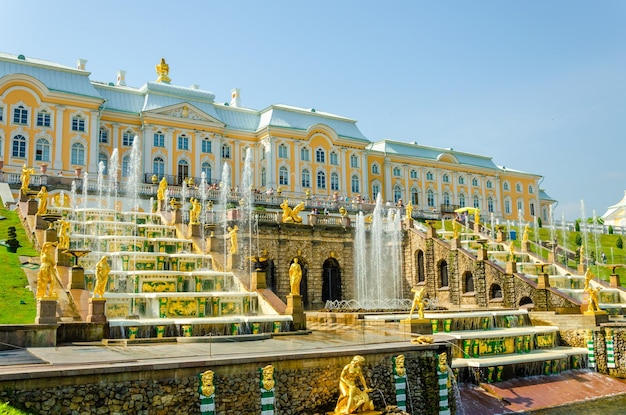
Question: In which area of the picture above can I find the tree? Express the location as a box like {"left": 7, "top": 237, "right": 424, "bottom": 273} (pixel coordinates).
{"left": 575, "top": 221, "right": 580, "bottom": 232}
{"left": 608, "top": 225, "right": 614, "bottom": 235}
{"left": 617, "top": 237, "right": 623, "bottom": 250}
{"left": 574, "top": 233, "right": 582, "bottom": 247}
{"left": 537, "top": 217, "right": 542, "bottom": 228}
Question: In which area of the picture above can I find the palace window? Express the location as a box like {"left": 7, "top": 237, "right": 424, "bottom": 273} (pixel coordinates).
{"left": 13, "top": 105, "right": 28, "bottom": 125}
{"left": 458, "top": 176, "right": 465, "bottom": 185}
{"left": 528, "top": 185, "right": 534, "bottom": 194}
{"left": 12, "top": 134, "right": 26, "bottom": 158}
{"left": 488, "top": 197, "right": 494, "bottom": 213}
{"left": 35, "top": 138, "right": 50, "bottom": 162}
{"left": 177, "top": 160, "right": 189, "bottom": 183}
{"left": 459, "top": 193, "right": 466, "bottom": 208}
{"left": 122, "top": 130, "right": 134, "bottom": 146}
{"left": 351, "top": 175, "right": 359, "bottom": 193}
{"left": 301, "top": 169, "right": 311, "bottom": 188}
{"left": 442, "top": 174, "right": 450, "bottom": 183}
{"left": 98, "top": 153, "right": 108, "bottom": 175}
{"left": 464, "top": 272, "right": 474, "bottom": 293}
{"left": 372, "top": 184, "right": 380, "bottom": 199}
{"left": 443, "top": 192, "right": 451, "bottom": 207}
{"left": 0, "top": 106, "right": 4, "bottom": 121}
{"left": 317, "top": 171, "right": 326, "bottom": 189}
{"left": 100, "top": 128, "right": 109, "bottom": 144}
{"left": 71, "top": 142, "right": 85, "bottom": 165}
{"left": 300, "top": 147, "right": 310, "bottom": 161}
{"left": 372, "top": 164, "right": 379, "bottom": 174}
{"left": 178, "top": 134, "right": 189, "bottom": 151}
{"left": 394, "top": 185, "right": 402, "bottom": 203}
{"left": 411, "top": 188, "right": 419, "bottom": 205}
{"left": 153, "top": 131, "right": 165, "bottom": 147}
{"left": 473, "top": 195, "right": 480, "bottom": 209}
{"left": 516, "top": 183, "right": 522, "bottom": 192}
{"left": 426, "top": 171, "right": 434, "bottom": 181}
{"left": 279, "top": 166, "right": 289, "bottom": 186}
{"left": 439, "top": 260, "right": 449, "bottom": 287}
{"left": 201, "top": 162, "right": 212, "bottom": 182}
{"left": 350, "top": 154, "right": 358, "bottom": 168}
{"left": 393, "top": 166, "right": 401, "bottom": 177}
{"left": 278, "top": 144, "right": 288, "bottom": 159}
{"left": 472, "top": 178, "right": 479, "bottom": 186}
{"left": 330, "top": 151, "right": 338, "bottom": 165}
{"left": 201, "top": 137, "right": 212, "bottom": 153}
{"left": 331, "top": 172, "right": 339, "bottom": 191}
{"left": 410, "top": 169, "right": 418, "bottom": 179}
{"left": 221, "top": 144, "right": 231, "bottom": 159}
{"left": 487, "top": 180, "right": 493, "bottom": 189}
{"left": 261, "top": 167, "right": 266, "bottom": 187}
{"left": 427, "top": 189, "right": 435, "bottom": 207}
{"left": 153, "top": 157, "right": 165, "bottom": 178}
{"left": 316, "top": 148, "right": 326, "bottom": 163}
{"left": 71, "top": 115, "right": 85, "bottom": 132}
{"left": 505, "top": 199, "right": 511, "bottom": 214}
{"left": 36, "top": 111, "right": 51, "bottom": 127}
{"left": 503, "top": 182, "right": 510, "bottom": 191}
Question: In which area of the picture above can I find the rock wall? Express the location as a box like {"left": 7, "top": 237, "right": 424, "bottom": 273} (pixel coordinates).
{"left": 0, "top": 346, "right": 452, "bottom": 415}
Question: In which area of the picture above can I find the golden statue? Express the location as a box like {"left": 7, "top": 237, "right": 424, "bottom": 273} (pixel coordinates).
{"left": 339, "top": 206, "right": 347, "bottom": 217}
{"left": 200, "top": 370, "right": 215, "bottom": 397}
{"left": 228, "top": 225, "right": 238, "bottom": 254}
{"left": 405, "top": 201, "right": 413, "bottom": 219}
{"left": 261, "top": 365, "right": 275, "bottom": 391}
{"left": 94, "top": 256, "right": 111, "bottom": 298}
{"left": 57, "top": 220, "right": 70, "bottom": 251}
{"left": 453, "top": 220, "right": 460, "bottom": 239}
{"left": 280, "top": 200, "right": 305, "bottom": 223}
{"left": 393, "top": 355, "right": 406, "bottom": 377}
{"left": 522, "top": 224, "right": 530, "bottom": 242}
{"left": 155, "top": 58, "right": 171, "bottom": 83}
{"left": 20, "top": 164, "right": 34, "bottom": 192}
{"left": 508, "top": 245, "right": 516, "bottom": 262}
{"left": 189, "top": 198, "right": 201, "bottom": 224}
{"left": 411, "top": 335, "right": 434, "bottom": 345}
{"left": 438, "top": 352, "right": 448, "bottom": 373}
{"left": 334, "top": 355, "right": 374, "bottom": 414}
{"left": 474, "top": 208, "right": 480, "bottom": 225}
{"left": 289, "top": 258, "right": 302, "bottom": 296}
{"left": 580, "top": 245, "right": 585, "bottom": 265}
{"left": 36, "top": 242, "right": 59, "bottom": 299}
{"left": 157, "top": 177, "right": 167, "bottom": 206}
{"left": 586, "top": 286, "right": 601, "bottom": 312}
{"left": 36, "top": 186, "right": 48, "bottom": 215}
{"left": 408, "top": 286, "right": 426, "bottom": 320}
{"left": 584, "top": 268, "right": 595, "bottom": 292}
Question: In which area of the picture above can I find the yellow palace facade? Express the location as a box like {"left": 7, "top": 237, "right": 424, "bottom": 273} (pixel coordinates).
{"left": 0, "top": 52, "right": 554, "bottom": 222}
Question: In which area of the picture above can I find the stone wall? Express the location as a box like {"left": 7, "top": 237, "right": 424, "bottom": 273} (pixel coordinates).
{"left": 0, "top": 345, "right": 452, "bottom": 415}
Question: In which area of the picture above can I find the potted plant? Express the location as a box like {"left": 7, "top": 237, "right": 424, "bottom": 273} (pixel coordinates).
{"left": 3, "top": 226, "right": 21, "bottom": 253}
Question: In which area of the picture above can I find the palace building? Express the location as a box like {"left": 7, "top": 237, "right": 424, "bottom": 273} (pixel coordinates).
{"left": 0, "top": 52, "right": 555, "bottom": 222}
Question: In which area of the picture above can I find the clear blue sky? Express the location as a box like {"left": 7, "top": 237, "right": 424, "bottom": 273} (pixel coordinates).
{"left": 3, "top": 0, "right": 625, "bottom": 221}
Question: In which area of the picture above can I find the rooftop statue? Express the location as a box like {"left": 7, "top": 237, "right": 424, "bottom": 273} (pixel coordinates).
{"left": 156, "top": 58, "right": 171, "bottom": 83}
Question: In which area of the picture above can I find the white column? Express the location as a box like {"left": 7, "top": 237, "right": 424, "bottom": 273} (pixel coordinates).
{"left": 143, "top": 125, "right": 154, "bottom": 175}
{"left": 266, "top": 136, "right": 276, "bottom": 189}
{"left": 53, "top": 106, "right": 65, "bottom": 170}
{"left": 193, "top": 131, "right": 201, "bottom": 179}
{"left": 361, "top": 151, "right": 368, "bottom": 199}
{"left": 87, "top": 111, "right": 99, "bottom": 173}
{"left": 165, "top": 128, "right": 174, "bottom": 176}
{"left": 383, "top": 157, "right": 391, "bottom": 202}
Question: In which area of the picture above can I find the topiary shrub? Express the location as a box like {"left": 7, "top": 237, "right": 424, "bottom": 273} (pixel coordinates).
{"left": 617, "top": 237, "right": 623, "bottom": 250}
{"left": 608, "top": 225, "right": 614, "bottom": 235}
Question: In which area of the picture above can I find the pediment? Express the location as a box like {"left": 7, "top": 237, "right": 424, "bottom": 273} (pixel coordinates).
{"left": 143, "top": 103, "right": 225, "bottom": 127}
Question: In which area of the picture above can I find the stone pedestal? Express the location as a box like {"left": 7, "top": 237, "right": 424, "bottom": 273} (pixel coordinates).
{"left": 57, "top": 250, "right": 72, "bottom": 267}
{"left": 578, "top": 264, "right": 587, "bottom": 274}
{"left": 173, "top": 209, "right": 182, "bottom": 224}
{"left": 610, "top": 274, "right": 621, "bottom": 288}
{"left": 404, "top": 218, "right": 413, "bottom": 229}
{"left": 474, "top": 223, "right": 481, "bottom": 233}
{"left": 477, "top": 247, "right": 488, "bottom": 261}
{"left": 401, "top": 318, "right": 433, "bottom": 335}
{"left": 536, "top": 274, "right": 550, "bottom": 289}
{"left": 505, "top": 261, "right": 517, "bottom": 274}
{"left": 285, "top": 294, "right": 305, "bottom": 330}
{"left": 69, "top": 266, "right": 85, "bottom": 290}
{"left": 450, "top": 238, "right": 461, "bottom": 250}
{"left": 44, "top": 227, "right": 58, "bottom": 243}
{"left": 496, "top": 231, "right": 505, "bottom": 243}
{"left": 35, "top": 214, "right": 48, "bottom": 230}
{"left": 27, "top": 198, "right": 38, "bottom": 215}
{"left": 35, "top": 298, "right": 58, "bottom": 324}
{"left": 87, "top": 298, "right": 107, "bottom": 323}
{"left": 188, "top": 223, "right": 200, "bottom": 237}
{"left": 583, "top": 310, "right": 609, "bottom": 324}
{"left": 426, "top": 226, "right": 437, "bottom": 239}
{"left": 207, "top": 234, "right": 220, "bottom": 252}
{"left": 521, "top": 240, "right": 531, "bottom": 253}
{"left": 251, "top": 270, "right": 267, "bottom": 290}
{"left": 548, "top": 250, "right": 556, "bottom": 263}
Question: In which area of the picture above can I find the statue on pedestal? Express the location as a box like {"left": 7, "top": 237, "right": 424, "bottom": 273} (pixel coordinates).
{"left": 155, "top": 58, "right": 171, "bottom": 83}
{"left": 36, "top": 186, "right": 48, "bottom": 215}
{"left": 228, "top": 226, "right": 238, "bottom": 254}
{"left": 20, "top": 164, "right": 34, "bottom": 192}
{"left": 36, "top": 242, "right": 59, "bottom": 298}
{"left": 94, "top": 256, "right": 110, "bottom": 298}
{"left": 280, "top": 200, "right": 305, "bottom": 223}
{"left": 289, "top": 258, "right": 302, "bottom": 295}
{"left": 409, "top": 286, "right": 426, "bottom": 320}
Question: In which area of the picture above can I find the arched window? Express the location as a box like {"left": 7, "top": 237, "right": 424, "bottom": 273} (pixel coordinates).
{"left": 351, "top": 175, "right": 360, "bottom": 193}
{"left": 488, "top": 197, "right": 494, "bottom": 213}
{"left": 98, "top": 153, "right": 108, "bottom": 175}
{"left": 177, "top": 159, "right": 189, "bottom": 183}
{"left": 486, "top": 180, "right": 493, "bottom": 189}
{"left": 516, "top": 183, "right": 522, "bottom": 192}
{"left": 505, "top": 198, "right": 511, "bottom": 214}
{"left": 503, "top": 181, "right": 510, "bottom": 191}
{"left": 410, "top": 169, "right": 418, "bottom": 179}
{"left": 12, "top": 134, "right": 26, "bottom": 158}
{"left": 372, "top": 183, "right": 380, "bottom": 199}
{"left": 443, "top": 192, "right": 451, "bottom": 207}
{"left": 13, "top": 105, "right": 28, "bottom": 125}
{"left": 316, "top": 148, "right": 325, "bottom": 163}
{"left": 473, "top": 195, "right": 480, "bottom": 209}
{"left": 300, "top": 147, "right": 310, "bottom": 161}
{"left": 416, "top": 250, "right": 425, "bottom": 283}
{"left": 331, "top": 172, "right": 339, "bottom": 191}
{"left": 490, "top": 284, "right": 503, "bottom": 300}
{"left": 201, "top": 162, "right": 212, "bottom": 182}
{"left": 393, "top": 185, "right": 402, "bottom": 203}
{"left": 121, "top": 155, "right": 130, "bottom": 177}
{"left": 153, "top": 157, "right": 165, "bottom": 178}
{"left": 350, "top": 154, "right": 359, "bottom": 168}
{"left": 71, "top": 142, "right": 85, "bottom": 165}
{"left": 317, "top": 170, "right": 326, "bottom": 189}
{"left": 427, "top": 189, "right": 435, "bottom": 207}
{"left": 442, "top": 173, "right": 450, "bottom": 183}
{"left": 426, "top": 171, "right": 434, "bottom": 181}
{"left": 35, "top": 138, "right": 50, "bottom": 162}
{"left": 372, "top": 164, "right": 379, "bottom": 174}
{"left": 99, "top": 127, "right": 109, "bottom": 144}
{"left": 411, "top": 188, "right": 419, "bottom": 205}
{"left": 221, "top": 144, "right": 231, "bottom": 159}
{"left": 122, "top": 130, "right": 134, "bottom": 146}
{"left": 463, "top": 272, "right": 474, "bottom": 293}
{"left": 459, "top": 193, "right": 466, "bottom": 208}
{"left": 528, "top": 185, "right": 534, "bottom": 194}
{"left": 279, "top": 166, "right": 289, "bottom": 185}
{"left": 393, "top": 166, "right": 401, "bottom": 177}
{"left": 439, "top": 260, "right": 449, "bottom": 287}
{"left": 278, "top": 143, "right": 288, "bottom": 159}
{"left": 301, "top": 169, "right": 310, "bottom": 187}
{"left": 329, "top": 151, "right": 338, "bottom": 165}
{"left": 472, "top": 178, "right": 479, "bottom": 186}
{"left": 458, "top": 176, "right": 465, "bottom": 185}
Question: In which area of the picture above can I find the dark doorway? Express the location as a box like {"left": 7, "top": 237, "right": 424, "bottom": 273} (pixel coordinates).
{"left": 322, "top": 257, "right": 342, "bottom": 303}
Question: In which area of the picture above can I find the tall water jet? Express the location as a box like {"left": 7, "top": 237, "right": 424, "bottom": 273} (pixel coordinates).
{"left": 200, "top": 171, "right": 208, "bottom": 253}
{"left": 353, "top": 193, "right": 404, "bottom": 309}
{"left": 108, "top": 149, "right": 119, "bottom": 207}
{"left": 97, "top": 161, "right": 105, "bottom": 208}
{"left": 219, "top": 163, "right": 232, "bottom": 269}
{"left": 127, "top": 135, "right": 142, "bottom": 212}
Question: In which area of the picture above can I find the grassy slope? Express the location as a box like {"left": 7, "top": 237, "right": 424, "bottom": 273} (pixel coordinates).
{"left": 0, "top": 204, "right": 38, "bottom": 324}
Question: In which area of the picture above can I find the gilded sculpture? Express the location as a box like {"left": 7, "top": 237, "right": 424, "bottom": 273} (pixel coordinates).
{"left": 190, "top": 198, "right": 201, "bottom": 224}
{"left": 228, "top": 226, "right": 238, "bottom": 254}
{"left": 157, "top": 177, "right": 167, "bottom": 208}
{"left": 405, "top": 201, "right": 413, "bottom": 219}
{"left": 261, "top": 365, "right": 275, "bottom": 391}
{"left": 408, "top": 286, "right": 425, "bottom": 320}
{"left": 522, "top": 224, "right": 530, "bottom": 242}
{"left": 393, "top": 354, "right": 406, "bottom": 377}
{"left": 289, "top": 258, "right": 302, "bottom": 296}
{"left": 20, "top": 164, "right": 34, "bottom": 192}
{"left": 200, "top": 370, "right": 216, "bottom": 397}
{"left": 156, "top": 58, "right": 171, "bottom": 83}
{"left": 36, "top": 241, "right": 59, "bottom": 299}
{"left": 94, "top": 256, "right": 111, "bottom": 298}
{"left": 586, "top": 284, "right": 602, "bottom": 313}
{"left": 334, "top": 355, "right": 374, "bottom": 414}
{"left": 58, "top": 220, "right": 70, "bottom": 251}
{"left": 280, "top": 200, "right": 305, "bottom": 223}
{"left": 36, "top": 186, "right": 48, "bottom": 215}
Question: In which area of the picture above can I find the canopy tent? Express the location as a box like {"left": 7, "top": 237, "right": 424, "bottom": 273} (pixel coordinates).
{"left": 602, "top": 191, "right": 626, "bottom": 228}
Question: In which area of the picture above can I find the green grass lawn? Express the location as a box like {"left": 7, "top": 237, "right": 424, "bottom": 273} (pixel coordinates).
{"left": 0, "top": 204, "right": 38, "bottom": 324}
{"left": 0, "top": 402, "right": 32, "bottom": 415}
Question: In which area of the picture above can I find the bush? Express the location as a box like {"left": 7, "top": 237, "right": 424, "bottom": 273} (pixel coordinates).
{"left": 5, "top": 226, "right": 21, "bottom": 248}
{"left": 574, "top": 233, "right": 582, "bottom": 247}
{"left": 575, "top": 221, "right": 580, "bottom": 232}
{"left": 537, "top": 217, "right": 542, "bottom": 228}
{"left": 608, "top": 225, "right": 614, "bottom": 235}
{"left": 617, "top": 237, "right": 623, "bottom": 250}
